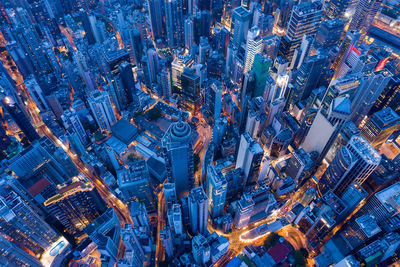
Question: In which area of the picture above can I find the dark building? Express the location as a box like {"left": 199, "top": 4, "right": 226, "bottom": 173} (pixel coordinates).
{"left": 1, "top": 97, "right": 40, "bottom": 143}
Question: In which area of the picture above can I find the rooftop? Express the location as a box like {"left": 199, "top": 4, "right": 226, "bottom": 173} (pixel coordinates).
{"left": 349, "top": 136, "right": 381, "bottom": 164}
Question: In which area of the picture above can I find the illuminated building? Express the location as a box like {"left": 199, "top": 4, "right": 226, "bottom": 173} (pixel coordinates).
{"left": 361, "top": 108, "right": 400, "bottom": 149}
{"left": 88, "top": 90, "right": 117, "bottom": 131}
{"left": 0, "top": 235, "right": 42, "bottom": 267}
{"left": 348, "top": 0, "right": 383, "bottom": 35}
{"left": 236, "top": 132, "right": 264, "bottom": 185}
{"left": 243, "top": 26, "right": 263, "bottom": 73}
{"left": 285, "top": 148, "right": 314, "bottom": 183}
{"left": 315, "top": 19, "right": 345, "bottom": 49}
{"left": 290, "top": 34, "right": 314, "bottom": 70}
{"left": 167, "top": 203, "right": 183, "bottom": 235}
{"left": 0, "top": 193, "right": 59, "bottom": 255}
{"left": 206, "top": 164, "right": 227, "bottom": 218}
{"left": 325, "top": 0, "right": 353, "bottom": 20}
{"left": 188, "top": 187, "right": 208, "bottom": 234}
{"left": 358, "top": 182, "right": 400, "bottom": 222}
{"left": 162, "top": 118, "right": 194, "bottom": 197}
{"left": 277, "top": 0, "right": 323, "bottom": 60}
{"left": 332, "top": 30, "right": 361, "bottom": 76}
{"left": 233, "top": 194, "right": 254, "bottom": 229}
{"left": 44, "top": 179, "right": 107, "bottom": 235}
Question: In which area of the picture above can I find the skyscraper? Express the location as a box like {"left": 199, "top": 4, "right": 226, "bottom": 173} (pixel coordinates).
{"left": 332, "top": 30, "right": 361, "bottom": 76}
{"left": 314, "top": 19, "right": 345, "bottom": 49}
{"left": 184, "top": 17, "right": 194, "bottom": 50}
{"left": 361, "top": 107, "right": 400, "bottom": 148}
{"left": 118, "top": 61, "right": 135, "bottom": 104}
{"left": 188, "top": 187, "right": 208, "bottom": 234}
{"left": 351, "top": 69, "right": 392, "bottom": 126}
{"left": 117, "top": 160, "right": 156, "bottom": 213}
{"left": 207, "top": 164, "right": 227, "bottom": 218}
{"left": 1, "top": 96, "right": 40, "bottom": 142}
{"left": 85, "top": 208, "right": 121, "bottom": 266}
{"left": 319, "top": 136, "right": 381, "bottom": 196}
{"left": 0, "top": 193, "right": 59, "bottom": 255}
{"left": 278, "top": 0, "right": 323, "bottom": 60}
{"left": 121, "top": 223, "right": 147, "bottom": 266}
{"left": 147, "top": 0, "right": 164, "bottom": 40}
{"left": 230, "top": 7, "right": 251, "bottom": 48}
{"left": 44, "top": 178, "right": 107, "bottom": 235}
{"left": 162, "top": 118, "right": 194, "bottom": 197}
{"left": 0, "top": 235, "right": 42, "bottom": 267}
{"left": 61, "top": 109, "right": 88, "bottom": 146}
{"left": 348, "top": 0, "right": 383, "bottom": 35}
{"left": 88, "top": 90, "right": 117, "bottom": 131}
{"left": 235, "top": 132, "right": 264, "bottom": 185}
{"left": 325, "top": 0, "right": 353, "bottom": 20}
{"left": 243, "top": 26, "right": 263, "bottom": 73}
{"left": 165, "top": 0, "right": 184, "bottom": 48}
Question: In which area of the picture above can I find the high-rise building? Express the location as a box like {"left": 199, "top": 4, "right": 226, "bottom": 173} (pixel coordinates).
{"left": 85, "top": 208, "right": 121, "bottom": 266}
{"left": 167, "top": 203, "right": 183, "bottom": 235}
{"left": 370, "top": 73, "right": 400, "bottom": 114}
{"left": 88, "top": 90, "right": 117, "bottom": 131}
{"left": 160, "top": 226, "right": 174, "bottom": 258}
{"left": 332, "top": 30, "right": 361, "bottom": 76}
{"left": 0, "top": 193, "right": 59, "bottom": 255}
{"left": 117, "top": 160, "right": 156, "bottom": 213}
{"left": 348, "top": 0, "right": 383, "bottom": 35}
{"left": 44, "top": 178, "right": 107, "bottom": 235}
{"left": 0, "top": 234, "right": 42, "bottom": 267}
{"left": 204, "top": 80, "right": 223, "bottom": 125}
{"left": 207, "top": 165, "right": 227, "bottom": 218}
{"left": 184, "top": 17, "right": 194, "bottom": 50}
{"left": 325, "top": 0, "right": 353, "bottom": 20}
{"left": 162, "top": 119, "right": 194, "bottom": 197}
{"left": 180, "top": 68, "right": 200, "bottom": 113}
{"left": 61, "top": 109, "right": 88, "bottom": 146}
{"left": 235, "top": 132, "right": 264, "bottom": 185}
{"left": 147, "top": 0, "right": 164, "bottom": 40}
{"left": 188, "top": 187, "right": 208, "bottom": 234}
{"left": 121, "top": 223, "right": 146, "bottom": 266}
{"left": 230, "top": 7, "right": 251, "bottom": 48}
{"left": 314, "top": 19, "right": 345, "bottom": 49}
{"left": 293, "top": 52, "right": 329, "bottom": 102}
{"left": 243, "top": 26, "right": 263, "bottom": 73}
{"left": 234, "top": 194, "right": 254, "bottom": 229}
{"left": 302, "top": 96, "right": 351, "bottom": 158}
{"left": 351, "top": 70, "right": 392, "bottom": 126}
{"left": 118, "top": 61, "right": 135, "bottom": 104}
{"left": 1, "top": 96, "right": 40, "bottom": 142}
{"left": 278, "top": 0, "right": 323, "bottom": 60}
{"left": 165, "top": 0, "right": 184, "bottom": 48}
{"left": 192, "top": 234, "right": 211, "bottom": 265}
{"left": 318, "top": 136, "right": 381, "bottom": 196}
{"left": 361, "top": 108, "right": 400, "bottom": 148}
